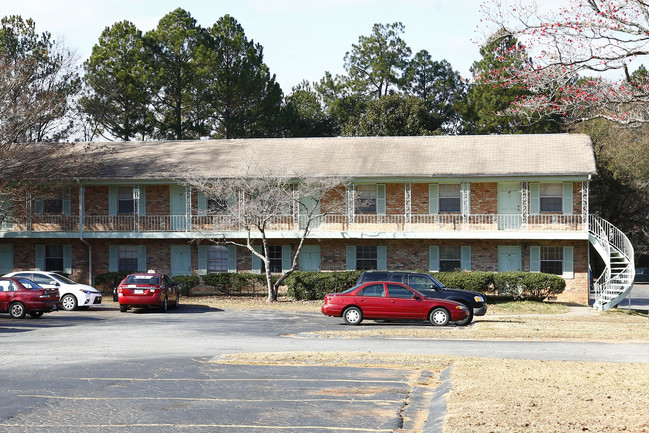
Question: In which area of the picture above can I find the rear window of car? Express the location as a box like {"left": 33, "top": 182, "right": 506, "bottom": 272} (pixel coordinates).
{"left": 124, "top": 275, "right": 160, "bottom": 285}
{"left": 359, "top": 272, "right": 389, "bottom": 282}
{"left": 17, "top": 278, "right": 42, "bottom": 289}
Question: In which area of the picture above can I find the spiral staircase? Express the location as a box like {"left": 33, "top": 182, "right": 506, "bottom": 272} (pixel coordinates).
{"left": 589, "top": 216, "right": 635, "bottom": 311}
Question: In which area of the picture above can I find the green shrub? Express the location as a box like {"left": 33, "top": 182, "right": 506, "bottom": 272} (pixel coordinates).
{"left": 285, "top": 271, "right": 363, "bottom": 300}
{"left": 172, "top": 275, "right": 200, "bottom": 296}
{"left": 94, "top": 272, "right": 129, "bottom": 294}
{"left": 433, "top": 271, "right": 494, "bottom": 293}
{"left": 493, "top": 271, "right": 566, "bottom": 301}
{"left": 201, "top": 273, "right": 272, "bottom": 295}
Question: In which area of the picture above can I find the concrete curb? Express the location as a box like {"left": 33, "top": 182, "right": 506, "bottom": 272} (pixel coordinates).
{"left": 423, "top": 366, "right": 453, "bottom": 433}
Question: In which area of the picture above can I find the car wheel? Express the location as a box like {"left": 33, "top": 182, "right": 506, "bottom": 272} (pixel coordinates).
{"left": 9, "top": 302, "right": 26, "bottom": 319}
{"left": 160, "top": 297, "right": 168, "bottom": 313}
{"left": 29, "top": 311, "right": 44, "bottom": 319}
{"left": 429, "top": 307, "right": 450, "bottom": 326}
{"left": 172, "top": 294, "right": 179, "bottom": 310}
{"left": 343, "top": 306, "right": 363, "bottom": 325}
{"left": 453, "top": 304, "right": 474, "bottom": 326}
{"left": 119, "top": 305, "right": 128, "bottom": 313}
{"left": 61, "top": 294, "right": 78, "bottom": 311}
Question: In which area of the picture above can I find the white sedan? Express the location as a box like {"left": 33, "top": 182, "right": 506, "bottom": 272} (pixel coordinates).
{"left": 3, "top": 271, "right": 102, "bottom": 311}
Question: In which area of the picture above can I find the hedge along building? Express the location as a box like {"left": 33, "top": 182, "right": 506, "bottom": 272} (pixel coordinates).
{"left": 0, "top": 134, "right": 634, "bottom": 310}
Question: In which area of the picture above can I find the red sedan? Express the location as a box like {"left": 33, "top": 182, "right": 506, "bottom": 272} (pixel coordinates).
{"left": 321, "top": 281, "right": 468, "bottom": 326}
{"left": 117, "top": 272, "right": 179, "bottom": 313}
{"left": 0, "top": 277, "right": 61, "bottom": 319}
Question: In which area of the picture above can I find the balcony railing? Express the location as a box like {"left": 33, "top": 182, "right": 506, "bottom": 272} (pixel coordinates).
{"left": 2, "top": 213, "right": 587, "bottom": 233}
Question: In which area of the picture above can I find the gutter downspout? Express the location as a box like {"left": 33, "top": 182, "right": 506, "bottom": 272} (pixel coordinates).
{"left": 78, "top": 181, "right": 92, "bottom": 286}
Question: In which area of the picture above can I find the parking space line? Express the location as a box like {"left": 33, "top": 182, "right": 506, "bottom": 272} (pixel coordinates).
{"left": 19, "top": 394, "right": 401, "bottom": 404}
{"left": 74, "top": 377, "right": 408, "bottom": 384}
{"left": 2, "top": 424, "right": 394, "bottom": 432}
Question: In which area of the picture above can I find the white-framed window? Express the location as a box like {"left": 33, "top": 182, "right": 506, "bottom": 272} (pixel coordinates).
{"left": 207, "top": 198, "right": 228, "bottom": 214}
{"left": 118, "top": 245, "right": 139, "bottom": 272}
{"left": 261, "top": 245, "right": 283, "bottom": 273}
{"left": 540, "top": 246, "right": 563, "bottom": 275}
{"left": 439, "top": 246, "right": 462, "bottom": 272}
{"left": 118, "top": 187, "right": 135, "bottom": 214}
{"left": 208, "top": 245, "right": 229, "bottom": 273}
{"left": 540, "top": 183, "right": 563, "bottom": 213}
{"left": 356, "top": 246, "right": 378, "bottom": 270}
{"left": 43, "top": 196, "right": 63, "bottom": 214}
{"left": 439, "top": 184, "right": 461, "bottom": 213}
{"left": 44, "top": 245, "right": 64, "bottom": 272}
{"left": 356, "top": 185, "right": 377, "bottom": 214}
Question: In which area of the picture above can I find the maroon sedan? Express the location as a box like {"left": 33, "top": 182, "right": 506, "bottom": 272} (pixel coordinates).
{"left": 117, "top": 272, "right": 179, "bottom": 313}
{"left": 0, "top": 277, "right": 61, "bottom": 319}
{"left": 321, "top": 281, "right": 468, "bottom": 326}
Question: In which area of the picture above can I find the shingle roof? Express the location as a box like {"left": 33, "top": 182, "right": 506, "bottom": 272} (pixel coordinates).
{"left": 90, "top": 134, "right": 596, "bottom": 180}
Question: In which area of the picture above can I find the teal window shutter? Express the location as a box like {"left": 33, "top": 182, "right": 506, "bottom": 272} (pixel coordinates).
{"left": 346, "top": 246, "right": 356, "bottom": 270}
{"left": 563, "top": 246, "right": 574, "bottom": 279}
{"left": 0, "top": 244, "right": 14, "bottom": 274}
{"left": 139, "top": 186, "right": 146, "bottom": 216}
{"left": 109, "top": 245, "right": 118, "bottom": 272}
{"left": 530, "top": 246, "right": 541, "bottom": 273}
{"left": 63, "top": 245, "right": 72, "bottom": 274}
{"left": 197, "top": 192, "right": 207, "bottom": 214}
{"left": 228, "top": 245, "right": 237, "bottom": 273}
{"left": 62, "top": 190, "right": 71, "bottom": 216}
{"left": 377, "top": 246, "right": 387, "bottom": 270}
{"left": 530, "top": 183, "right": 540, "bottom": 215}
{"left": 35, "top": 244, "right": 45, "bottom": 270}
{"left": 429, "top": 184, "right": 439, "bottom": 214}
{"left": 34, "top": 198, "right": 43, "bottom": 216}
{"left": 108, "top": 186, "right": 118, "bottom": 216}
{"left": 137, "top": 245, "right": 147, "bottom": 271}
{"left": 198, "top": 245, "right": 207, "bottom": 275}
{"left": 252, "top": 245, "right": 262, "bottom": 274}
{"left": 429, "top": 246, "right": 439, "bottom": 272}
{"left": 376, "top": 184, "right": 386, "bottom": 215}
{"left": 461, "top": 246, "right": 471, "bottom": 271}
{"left": 281, "top": 245, "right": 292, "bottom": 273}
{"left": 562, "top": 182, "right": 573, "bottom": 215}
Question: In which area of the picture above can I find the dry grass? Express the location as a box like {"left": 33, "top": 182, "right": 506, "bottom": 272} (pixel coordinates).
{"left": 215, "top": 352, "right": 649, "bottom": 433}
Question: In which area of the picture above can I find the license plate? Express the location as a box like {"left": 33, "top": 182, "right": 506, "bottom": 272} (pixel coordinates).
{"left": 134, "top": 289, "right": 144, "bottom": 294}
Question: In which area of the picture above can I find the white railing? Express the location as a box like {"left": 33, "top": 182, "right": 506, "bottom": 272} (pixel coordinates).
{"left": 3, "top": 213, "right": 588, "bottom": 233}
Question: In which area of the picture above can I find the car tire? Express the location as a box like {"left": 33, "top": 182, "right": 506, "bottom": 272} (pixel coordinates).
{"left": 343, "top": 306, "right": 363, "bottom": 325}
{"left": 160, "top": 297, "right": 168, "bottom": 313}
{"left": 9, "top": 302, "right": 26, "bottom": 319}
{"left": 429, "top": 307, "right": 450, "bottom": 326}
{"left": 29, "top": 311, "right": 44, "bottom": 319}
{"left": 453, "top": 304, "right": 473, "bottom": 326}
{"left": 61, "top": 294, "right": 78, "bottom": 311}
{"left": 119, "top": 305, "right": 128, "bottom": 313}
{"left": 171, "top": 295, "right": 179, "bottom": 310}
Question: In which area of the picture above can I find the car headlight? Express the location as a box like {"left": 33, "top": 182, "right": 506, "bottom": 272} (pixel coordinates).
{"left": 474, "top": 296, "right": 484, "bottom": 303}
{"left": 81, "top": 290, "right": 96, "bottom": 294}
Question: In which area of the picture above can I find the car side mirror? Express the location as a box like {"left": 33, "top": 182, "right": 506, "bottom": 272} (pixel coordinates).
{"left": 50, "top": 280, "right": 60, "bottom": 286}
{"left": 413, "top": 295, "right": 422, "bottom": 301}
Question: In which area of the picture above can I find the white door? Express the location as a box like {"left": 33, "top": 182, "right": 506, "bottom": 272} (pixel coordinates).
{"left": 170, "top": 185, "right": 187, "bottom": 230}
{"left": 498, "top": 246, "right": 522, "bottom": 272}
{"left": 498, "top": 182, "right": 521, "bottom": 230}
{"left": 170, "top": 245, "right": 192, "bottom": 276}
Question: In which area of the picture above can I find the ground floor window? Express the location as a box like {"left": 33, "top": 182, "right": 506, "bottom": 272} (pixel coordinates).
{"left": 356, "top": 246, "right": 378, "bottom": 270}
{"left": 261, "top": 246, "right": 283, "bottom": 273}
{"left": 439, "top": 246, "right": 462, "bottom": 272}
{"left": 118, "top": 246, "right": 139, "bottom": 272}
{"left": 540, "top": 246, "right": 563, "bottom": 275}
{"left": 208, "top": 245, "right": 228, "bottom": 273}
{"left": 44, "top": 245, "right": 64, "bottom": 272}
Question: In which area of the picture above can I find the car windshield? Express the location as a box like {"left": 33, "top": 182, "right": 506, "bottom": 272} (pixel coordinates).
{"left": 125, "top": 275, "right": 160, "bottom": 285}
{"left": 17, "top": 278, "right": 43, "bottom": 289}
{"left": 50, "top": 274, "right": 77, "bottom": 284}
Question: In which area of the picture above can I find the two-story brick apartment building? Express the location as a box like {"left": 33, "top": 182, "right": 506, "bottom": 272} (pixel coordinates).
{"left": 0, "top": 134, "right": 634, "bottom": 309}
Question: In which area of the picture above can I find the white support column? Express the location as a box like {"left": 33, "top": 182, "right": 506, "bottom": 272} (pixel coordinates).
{"left": 581, "top": 181, "right": 589, "bottom": 232}
{"left": 521, "top": 182, "right": 529, "bottom": 230}
{"left": 346, "top": 185, "right": 355, "bottom": 224}
{"left": 185, "top": 186, "right": 192, "bottom": 232}
{"left": 461, "top": 182, "right": 470, "bottom": 225}
{"left": 133, "top": 186, "right": 140, "bottom": 232}
{"left": 404, "top": 183, "right": 412, "bottom": 228}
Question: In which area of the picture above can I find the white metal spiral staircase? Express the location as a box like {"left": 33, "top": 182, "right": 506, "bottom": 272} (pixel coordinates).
{"left": 589, "top": 215, "right": 635, "bottom": 311}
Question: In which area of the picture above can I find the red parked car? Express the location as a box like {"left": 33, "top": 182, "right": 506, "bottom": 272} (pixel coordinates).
{"left": 321, "top": 281, "right": 468, "bottom": 326}
{"left": 0, "top": 277, "right": 61, "bottom": 319}
{"left": 117, "top": 271, "right": 179, "bottom": 313}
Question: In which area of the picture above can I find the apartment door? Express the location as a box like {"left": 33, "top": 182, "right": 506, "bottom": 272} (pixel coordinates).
{"left": 497, "top": 182, "right": 521, "bottom": 230}
{"left": 170, "top": 245, "right": 192, "bottom": 276}
{"left": 498, "top": 246, "right": 522, "bottom": 272}
{"left": 0, "top": 245, "right": 13, "bottom": 274}
{"left": 299, "top": 245, "right": 321, "bottom": 271}
{"left": 170, "top": 185, "right": 187, "bottom": 230}
{"left": 299, "top": 196, "right": 321, "bottom": 229}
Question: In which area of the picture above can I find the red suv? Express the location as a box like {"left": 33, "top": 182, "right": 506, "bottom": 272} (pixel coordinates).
{"left": 117, "top": 272, "right": 179, "bottom": 313}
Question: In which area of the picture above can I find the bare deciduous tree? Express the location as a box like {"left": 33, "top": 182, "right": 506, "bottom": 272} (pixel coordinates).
{"left": 187, "top": 171, "right": 349, "bottom": 302}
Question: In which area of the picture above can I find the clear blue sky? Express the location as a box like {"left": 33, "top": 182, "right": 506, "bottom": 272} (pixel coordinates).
{"left": 6, "top": 0, "right": 486, "bottom": 92}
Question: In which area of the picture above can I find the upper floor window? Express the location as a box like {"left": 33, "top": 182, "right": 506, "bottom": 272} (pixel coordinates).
{"left": 540, "top": 184, "right": 562, "bottom": 213}
{"left": 439, "top": 184, "right": 461, "bottom": 213}
{"left": 118, "top": 187, "right": 134, "bottom": 214}
{"left": 207, "top": 198, "right": 228, "bottom": 214}
{"left": 356, "top": 185, "right": 376, "bottom": 214}
{"left": 43, "top": 197, "right": 63, "bottom": 214}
